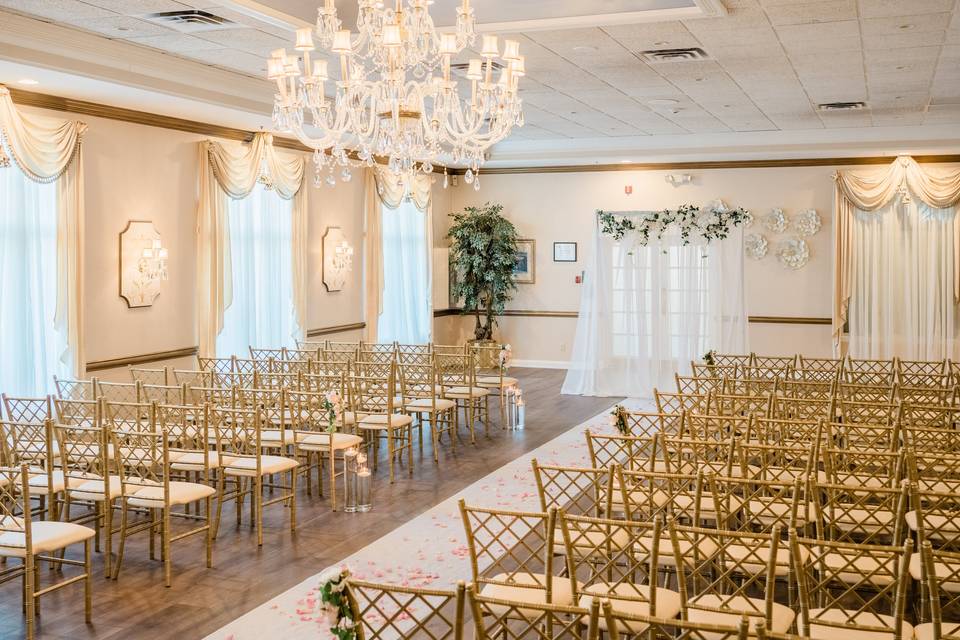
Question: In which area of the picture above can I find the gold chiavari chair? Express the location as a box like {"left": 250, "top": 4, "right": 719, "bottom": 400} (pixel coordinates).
{"left": 822, "top": 446, "right": 904, "bottom": 488}
{"left": 249, "top": 347, "right": 285, "bottom": 361}
{"left": 299, "top": 371, "right": 356, "bottom": 423}
{"left": 276, "top": 358, "right": 311, "bottom": 375}
{"left": 905, "top": 426, "right": 960, "bottom": 457}
{"left": 747, "top": 366, "right": 790, "bottom": 382}
{"left": 708, "top": 392, "right": 772, "bottom": 418}
{"left": 345, "top": 574, "right": 466, "bottom": 640}
{"left": 54, "top": 398, "right": 99, "bottom": 427}
{"left": 210, "top": 406, "right": 298, "bottom": 546}
{"left": 139, "top": 382, "right": 187, "bottom": 405}
{"left": 158, "top": 403, "right": 218, "bottom": 478}
{"left": 127, "top": 365, "right": 168, "bottom": 386}
{"left": 837, "top": 381, "right": 897, "bottom": 403}
{"left": 101, "top": 399, "right": 156, "bottom": 433}
{"left": 908, "top": 485, "right": 960, "bottom": 606}
{"left": 432, "top": 343, "right": 466, "bottom": 355}
{"left": 296, "top": 339, "right": 325, "bottom": 350}
{"left": 684, "top": 413, "right": 750, "bottom": 441}
{"left": 899, "top": 358, "right": 948, "bottom": 377}
{"left": 95, "top": 380, "right": 141, "bottom": 404}
{"left": 844, "top": 357, "right": 897, "bottom": 386}
{"left": 352, "top": 362, "right": 414, "bottom": 483}
{"left": 437, "top": 352, "right": 489, "bottom": 443}
{"left": 792, "top": 368, "right": 840, "bottom": 383}
{"left": 2, "top": 394, "right": 52, "bottom": 423}
{"left": 367, "top": 342, "right": 398, "bottom": 354}
{"left": 900, "top": 403, "right": 960, "bottom": 430}
{"left": 779, "top": 378, "right": 836, "bottom": 399}
{"left": 797, "top": 355, "right": 843, "bottom": 377}
{"left": 813, "top": 480, "right": 909, "bottom": 545}
{"left": 584, "top": 431, "right": 656, "bottom": 472}
{"left": 691, "top": 362, "right": 739, "bottom": 379}
{"left": 724, "top": 376, "right": 780, "bottom": 397}
{"left": 615, "top": 467, "right": 707, "bottom": 526}
{"left": 54, "top": 376, "right": 97, "bottom": 402}
{"left": 735, "top": 440, "right": 821, "bottom": 487}
{"left": 825, "top": 420, "right": 900, "bottom": 452}
{"left": 900, "top": 383, "right": 956, "bottom": 406}
{"left": 322, "top": 343, "right": 359, "bottom": 364}
{"left": 603, "top": 603, "right": 749, "bottom": 640}
{"left": 466, "top": 583, "right": 599, "bottom": 640}
{"left": 197, "top": 356, "right": 233, "bottom": 374}
{"left": 917, "top": 542, "right": 960, "bottom": 640}
{"left": 308, "top": 358, "right": 354, "bottom": 377}
{"left": 109, "top": 428, "right": 215, "bottom": 586}
{"left": 620, "top": 410, "right": 683, "bottom": 438}
{"left": 241, "top": 387, "right": 295, "bottom": 452}
{"left": 769, "top": 395, "right": 835, "bottom": 422}
{"left": 400, "top": 359, "right": 457, "bottom": 462}
{"left": 791, "top": 532, "right": 913, "bottom": 640}
{"left": 752, "top": 354, "right": 797, "bottom": 371}
{"left": 711, "top": 474, "right": 810, "bottom": 539}
{"left": 0, "top": 420, "right": 62, "bottom": 520}
{"left": 56, "top": 421, "right": 117, "bottom": 577}
{"left": 748, "top": 416, "right": 822, "bottom": 447}
{"left": 397, "top": 348, "right": 433, "bottom": 367}
{"left": 188, "top": 384, "right": 237, "bottom": 409}
{"left": 470, "top": 342, "right": 518, "bottom": 428}
{"left": 837, "top": 398, "right": 899, "bottom": 426}
{"left": 714, "top": 353, "right": 753, "bottom": 369}
{"left": 290, "top": 386, "right": 363, "bottom": 510}
{"left": 558, "top": 513, "right": 683, "bottom": 622}
{"left": 670, "top": 522, "right": 796, "bottom": 634}
{"left": 531, "top": 460, "right": 615, "bottom": 527}
{"left": 658, "top": 433, "right": 738, "bottom": 478}
{"left": 357, "top": 350, "right": 397, "bottom": 368}
{"left": 654, "top": 390, "right": 707, "bottom": 416}
{"left": 0, "top": 464, "right": 95, "bottom": 640}
{"left": 172, "top": 368, "right": 213, "bottom": 388}
{"left": 675, "top": 373, "right": 724, "bottom": 395}
{"left": 234, "top": 356, "right": 271, "bottom": 375}
{"left": 458, "top": 501, "right": 574, "bottom": 610}
{"left": 287, "top": 347, "right": 321, "bottom": 361}
{"left": 908, "top": 449, "right": 960, "bottom": 494}
{"left": 213, "top": 370, "right": 256, "bottom": 389}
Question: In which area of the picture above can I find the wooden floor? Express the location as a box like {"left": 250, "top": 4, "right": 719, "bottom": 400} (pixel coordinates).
{"left": 0, "top": 368, "right": 621, "bottom": 640}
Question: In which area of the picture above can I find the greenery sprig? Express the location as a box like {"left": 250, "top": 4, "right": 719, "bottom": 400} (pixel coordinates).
{"left": 609, "top": 405, "right": 630, "bottom": 435}
{"left": 703, "top": 350, "right": 717, "bottom": 366}
{"left": 319, "top": 569, "right": 356, "bottom": 640}
{"left": 598, "top": 201, "right": 750, "bottom": 247}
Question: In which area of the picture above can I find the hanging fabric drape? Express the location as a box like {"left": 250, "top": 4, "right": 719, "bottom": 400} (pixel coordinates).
{"left": 833, "top": 156, "right": 960, "bottom": 348}
{"left": 363, "top": 167, "right": 432, "bottom": 343}
{"left": 562, "top": 214, "right": 747, "bottom": 397}
{"left": 196, "top": 132, "right": 306, "bottom": 357}
{"left": 0, "top": 85, "right": 85, "bottom": 377}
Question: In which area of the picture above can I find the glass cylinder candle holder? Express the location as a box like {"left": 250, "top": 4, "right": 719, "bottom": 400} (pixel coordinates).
{"left": 357, "top": 457, "right": 372, "bottom": 513}
{"left": 514, "top": 389, "right": 525, "bottom": 430}
{"left": 343, "top": 446, "right": 358, "bottom": 513}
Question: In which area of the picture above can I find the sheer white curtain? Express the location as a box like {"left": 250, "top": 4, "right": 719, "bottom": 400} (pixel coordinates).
{"left": 0, "top": 168, "right": 69, "bottom": 395}
{"left": 377, "top": 197, "right": 431, "bottom": 344}
{"left": 216, "top": 183, "right": 297, "bottom": 357}
{"left": 562, "top": 219, "right": 747, "bottom": 397}
{"left": 848, "top": 200, "right": 959, "bottom": 359}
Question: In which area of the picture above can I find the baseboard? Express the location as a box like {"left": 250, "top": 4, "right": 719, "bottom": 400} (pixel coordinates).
{"left": 512, "top": 359, "right": 570, "bottom": 370}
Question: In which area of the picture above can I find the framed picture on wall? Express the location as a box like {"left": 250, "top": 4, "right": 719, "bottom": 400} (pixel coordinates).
{"left": 513, "top": 239, "right": 536, "bottom": 284}
{"left": 553, "top": 242, "right": 577, "bottom": 262}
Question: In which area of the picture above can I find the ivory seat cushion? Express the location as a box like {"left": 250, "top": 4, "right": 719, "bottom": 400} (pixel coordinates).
{"left": 808, "top": 608, "right": 913, "bottom": 640}
{"left": 359, "top": 414, "right": 414, "bottom": 429}
{"left": 405, "top": 398, "right": 456, "bottom": 412}
{"left": 553, "top": 525, "right": 631, "bottom": 551}
{"left": 71, "top": 475, "right": 124, "bottom": 501}
{"left": 445, "top": 386, "right": 491, "bottom": 398}
{"left": 479, "top": 572, "right": 577, "bottom": 617}
{"left": 905, "top": 509, "right": 960, "bottom": 539}
{"left": 127, "top": 481, "right": 216, "bottom": 508}
{"left": 223, "top": 455, "right": 299, "bottom": 476}
{"left": 0, "top": 519, "right": 95, "bottom": 556}
{"left": 261, "top": 429, "right": 296, "bottom": 446}
{"left": 580, "top": 583, "right": 682, "bottom": 630}
{"left": 297, "top": 432, "right": 364, "bottom": 451}
{"left": 476, "top": 376, "right": 519, "bottom": 388}
{"left": 636, "top": 534, "right": 718, "bottom": 567}
{"left": 27, "top": 469, "right": 66, "bottom": 492}
{"left": 688, "top": 594, "right": 795, "bottom": 633}
{"left": 914, "top": 622, "right": 960, "bottom": 640}
{"left": 171, "top": 450, "right": 221, "bottom": 471}
{"left": 908, "top": 552, "right": 960, "bottom": 590}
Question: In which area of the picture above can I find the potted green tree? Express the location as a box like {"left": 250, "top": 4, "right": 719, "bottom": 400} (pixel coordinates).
{"left": 448, "top": 202, "right": 520, "bottom": 341}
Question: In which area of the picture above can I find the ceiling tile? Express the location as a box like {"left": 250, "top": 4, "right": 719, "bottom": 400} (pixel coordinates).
{"left": 861, "top": 13, "right": 952, "bottom": 37}
{"left": 72, "top": 15, "right": 175, "bottom": 38}
{"left": 0, "top": 0, "right": 113, "bottom": 21}
{"left": 81, "top": 0, "right": 190, "bottom": 13}
{"left": 857, "top": 0, "right": 955, "bottom": 19}
{"left": 764, "top": 1, "right": 857, "bottom": 26}
{"left": 126, "top": 32, "right": 224, "bottom": 52}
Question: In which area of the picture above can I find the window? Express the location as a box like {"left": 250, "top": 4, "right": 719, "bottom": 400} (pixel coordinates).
{"left": 377, "top": 198, "right": 431, "bottom": 344}
{"left": 0, "top": 168, "right": 68, "bottom": 395}
{"left": 216, "top": 183, "right": 297, "bottom": 357}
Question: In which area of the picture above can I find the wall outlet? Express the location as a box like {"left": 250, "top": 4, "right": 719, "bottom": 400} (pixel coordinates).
{"left": 560, "top": 343, "right": 567, "bottom": 353}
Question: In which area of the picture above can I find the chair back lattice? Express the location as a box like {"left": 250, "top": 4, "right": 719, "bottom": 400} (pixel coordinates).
{"left": 346, "top": 577, "right": 466, "bottom": 640}
{"left": 2, "top": 394, "right": 52, "bottom": 423}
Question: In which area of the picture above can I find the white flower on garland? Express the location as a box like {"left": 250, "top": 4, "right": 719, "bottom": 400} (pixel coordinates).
{"left": 597, "top": 200, "right": 750, "bottom": 247}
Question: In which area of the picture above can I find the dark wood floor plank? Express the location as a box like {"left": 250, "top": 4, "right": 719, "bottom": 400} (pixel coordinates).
{"left": 0, "top": 368, "right": 619, "bottom": 639}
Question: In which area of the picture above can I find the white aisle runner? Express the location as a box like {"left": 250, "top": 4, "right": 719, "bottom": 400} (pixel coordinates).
{"left": 207, "top": 398, "right": 649, "bottom": 640}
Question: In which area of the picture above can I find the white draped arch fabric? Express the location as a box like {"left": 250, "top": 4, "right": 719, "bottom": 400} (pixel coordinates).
{"left": 0, "top": 85, "right": 85, "bottom": 377}
{"left": 834, "top": 156, "right": 960, "bottom": 349}
{"left": 363, "top": 167, "right": 433, "bottom": 342}
{"left": 196, "top": 132, "right": 307, "bottom": 357}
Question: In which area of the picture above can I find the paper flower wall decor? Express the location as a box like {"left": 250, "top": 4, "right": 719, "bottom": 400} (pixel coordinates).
{"left": 763, "top": 208, "right": 788, "bottom": 233}
{"left": 776, "top": 237, "right": 810, "bottom": 270}
{"left": 793, "top": 208, "right": 821, "bottom": 237}
{"left": 745, "top": 233, "right": 768, "bottom": 260}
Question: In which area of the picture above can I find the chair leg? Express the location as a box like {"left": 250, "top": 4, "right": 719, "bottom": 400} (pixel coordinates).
{"left": 205, "top": 495, "right": 213, "bottom": 569}
{"left": 289, "top": 468, "right": 298, "bottom": 533}
{"left": 163, "top": 508, "right": 172, "bottom": 587}
{"left": 213, "top": 474, "right": 225, "bottom": 540}
{"left": 84, "top": 539, "right": 92, "bottom": 623}
{"left": 255, "top": 477, "right": 263, "bottom": 546}
{"left": 112, "top": 502, "right": 129, "bottom": 580}
{"left": 24, "top": 552, "right": 35, "bottom": 640}
{"left": 329, "top": 450, "right": 337, "bottom": 511}
{"left": 407, "top": 425, "right": 413, "bottom": 477}
{"left": 388, "top": 430, "right": 395, "bottom": 484}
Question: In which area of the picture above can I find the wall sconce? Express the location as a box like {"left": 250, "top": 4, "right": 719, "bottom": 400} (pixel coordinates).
{"left": 665, "top": 173, "right": 693, "bottom": 186}
{"left": 119, "top": 221, "right": 167, "bottom": 308}
{"left": 323, "top": 226, "right": 353, "bottom": 292}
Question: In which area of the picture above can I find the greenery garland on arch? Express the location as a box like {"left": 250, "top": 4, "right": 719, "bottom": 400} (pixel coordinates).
{"left": 598, "top": 201, "right": 750, "bottom": 246}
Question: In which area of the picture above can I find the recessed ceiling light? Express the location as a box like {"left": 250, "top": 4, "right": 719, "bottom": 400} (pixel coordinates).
{"left": 17, "top": 78, "right": 39, "bottom": 85}
{"left": 573, "top": 45, "right": 598, "bottom": 54}
{"left": 653, "top": 40, "right": 669, "bottom": 46}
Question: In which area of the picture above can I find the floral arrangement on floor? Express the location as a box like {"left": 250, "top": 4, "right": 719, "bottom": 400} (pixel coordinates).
{"left": 498, "top": 344, "right": 513, "bottom": 372}
{"left": 703, "top": 350, "right": 717, "bottom": 366}
{"left": 608, "top": 405, "right": 630, "bottom": 435}
{"left": 319, "top": 568, "right": 356, "bottom": 640}
{"left": 323, "top": 390, "right": 343, "bottom": 433}
{"left": 598, "top": 200, "right": 750, "bottom": 246}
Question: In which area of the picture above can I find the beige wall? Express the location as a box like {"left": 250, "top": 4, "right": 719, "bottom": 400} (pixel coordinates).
{"left": 442, "top": 165, "right": 852, "bottom": 365}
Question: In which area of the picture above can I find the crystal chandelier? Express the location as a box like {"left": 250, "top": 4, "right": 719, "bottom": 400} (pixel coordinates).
{"left": 267, "top": 0, "right": 525, "bottom": 192}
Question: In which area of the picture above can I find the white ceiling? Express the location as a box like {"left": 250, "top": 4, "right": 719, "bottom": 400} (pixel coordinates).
{"left": 0, "top": 0, "right": 958, "bottom": 166}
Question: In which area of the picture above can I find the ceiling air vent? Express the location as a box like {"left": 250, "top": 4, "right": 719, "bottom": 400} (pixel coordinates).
{"left": 817, "top": 101, "right": 867, "bottom": 111}
{"left": 639, "top": 48, "right": 710, "bottom": 63}
{"left": 450, "top": 60, "right": 504, "bottom": 75}
{"left": 143, "top": 10, "right": 236, "bottom": 32}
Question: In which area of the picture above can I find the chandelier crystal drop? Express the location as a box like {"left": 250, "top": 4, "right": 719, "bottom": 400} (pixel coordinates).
{"left": 267, "top": 0, "right": 525, "bottom": 192}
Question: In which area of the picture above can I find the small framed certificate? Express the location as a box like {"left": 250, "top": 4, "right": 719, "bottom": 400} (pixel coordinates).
{"left": 553, "top": 242, "right": 577, "bottom": 263}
